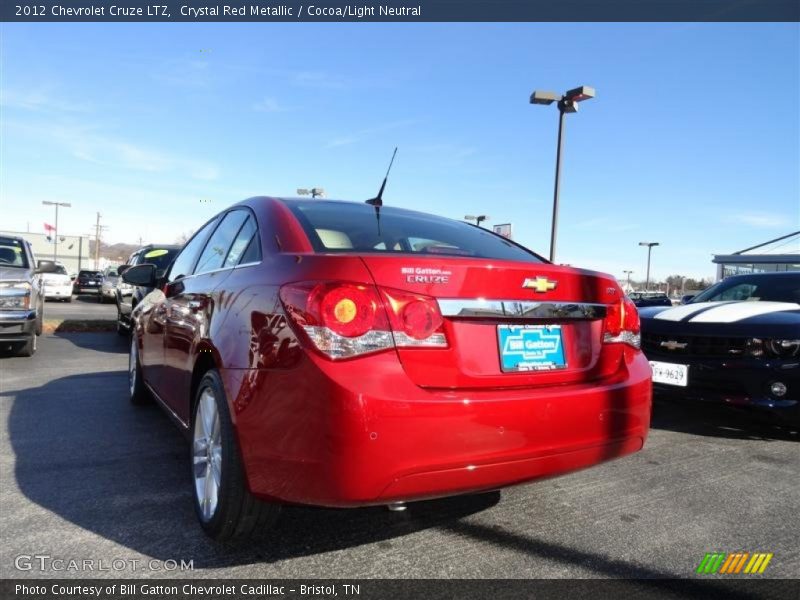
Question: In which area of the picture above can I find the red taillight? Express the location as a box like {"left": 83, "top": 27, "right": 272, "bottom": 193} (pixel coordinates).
{"left": 310, "top": 283, "right": 382, "bottom": 338}
{"left": 279, "top": 281, "right": 447, "bottom": 359}
{"left": 603, "top": 296, "right": 641, "bottom": 348}
{"left": 380, "top": 288, "right": 446, "bottom": 344}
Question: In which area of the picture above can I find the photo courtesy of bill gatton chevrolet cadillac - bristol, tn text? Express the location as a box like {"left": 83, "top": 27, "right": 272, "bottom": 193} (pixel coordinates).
{"left": 120, "top": 196, "right": 651, "bottom": 540}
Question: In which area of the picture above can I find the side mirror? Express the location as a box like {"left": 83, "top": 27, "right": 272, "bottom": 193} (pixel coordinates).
{"left": 680, "top": 294, "right": 696, "bottom": 305}
{"left": 117, "top": 264, "right": 130, "bottom": 276}
{"left": 121, "top": 264, "right": 157, "bottom": 287}
{"left": 36, "top": 260, "right": 59, "bottom": 274}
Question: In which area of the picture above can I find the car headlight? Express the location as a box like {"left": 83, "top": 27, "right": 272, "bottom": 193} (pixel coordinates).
{"left": 765, "top": 339, "right": 800, "bottom": 358}
{"left": 0, "top": 281, "right": 32, "bottom": 309}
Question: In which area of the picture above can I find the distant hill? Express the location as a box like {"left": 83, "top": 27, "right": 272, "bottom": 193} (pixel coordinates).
{"left": 89, "top": 240, "right": 140, "bottom": 263}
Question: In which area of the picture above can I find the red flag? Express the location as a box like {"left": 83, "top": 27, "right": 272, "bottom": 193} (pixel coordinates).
{"left": 43, "top": 222, "right": 55, "bottom": 233}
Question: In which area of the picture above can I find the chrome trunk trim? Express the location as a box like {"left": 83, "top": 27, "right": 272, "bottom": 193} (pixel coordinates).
{"left": 437, "top": 299, "right": 606, "bottom": 320}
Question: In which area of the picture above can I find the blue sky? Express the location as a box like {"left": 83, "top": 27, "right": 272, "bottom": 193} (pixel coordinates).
{"left": 1, "top": 23, "right": 798, "bottom": 280}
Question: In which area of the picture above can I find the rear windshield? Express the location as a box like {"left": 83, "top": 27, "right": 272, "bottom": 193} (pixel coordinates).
{"left": 691, "top": 274, "right": 800, "bottom": 304}
{"left": 0, "top": 237, "right": 29, "bottom": 269}
{"left": 285, "top": 200, "right": 544, "bottom": 262}
{"left": 79, "top": 271, "right": 101, "bottom": 277}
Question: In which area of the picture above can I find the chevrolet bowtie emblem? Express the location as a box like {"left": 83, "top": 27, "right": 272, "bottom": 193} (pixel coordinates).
{"left": 522, "top": 277, "right": 557, "bottom": 293}
{"left": 660, "top": 340, "right": 688, "bottom": 351}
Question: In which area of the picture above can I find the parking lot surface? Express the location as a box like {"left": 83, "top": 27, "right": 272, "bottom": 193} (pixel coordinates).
{"left": 43, "top": 293, "right": 117, "bottom": 322}
{"left": 0, "top": 333, "right": 797, "bottom": 580}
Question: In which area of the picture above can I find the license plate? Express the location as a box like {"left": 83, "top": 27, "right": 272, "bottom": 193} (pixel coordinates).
{"left": 649, "top": 361, "right": 689, "bottom": 387}
{"left": 497, "top": 324, "right": 566, "bottom": 372}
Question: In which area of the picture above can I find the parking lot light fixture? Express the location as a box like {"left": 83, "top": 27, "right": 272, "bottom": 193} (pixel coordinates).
{"left": 530, "top": 86, "right": 595, "bottom": 263}
{"left": 464, "top": 215, "right": 489, "bottom": 227}
{"left": 623, "top": 270, "right": 633, "bottom": 290}
{"left": 297, "top": 187, "right": 325, "bottom": 199}
{"left": 42, "top": 201, "right": 71, "bottom": 261}
{"left": 638, "top": 242, "right": 660, "bottom": 291}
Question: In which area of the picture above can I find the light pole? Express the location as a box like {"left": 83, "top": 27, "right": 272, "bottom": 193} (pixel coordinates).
{"left": 464, "top": 215, "right": 489, "bottom": 228}
{"left": 623, "top": 270, "right": 633, "bottom": 291}
{"left": 297, "top": 187, "right": 325, "bottom": 198}
{"left": 638, "top": 242, "right": 660, "bottom": 291}
{"left": 530, "top": 86, "right": 595, "bottom": 263}
{"left": 42, "top": 201, "right": 71, "bottom": 262}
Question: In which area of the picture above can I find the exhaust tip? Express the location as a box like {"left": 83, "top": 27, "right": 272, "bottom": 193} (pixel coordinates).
{"left": 387, "top": 502, "right": 407, "bottom": 512}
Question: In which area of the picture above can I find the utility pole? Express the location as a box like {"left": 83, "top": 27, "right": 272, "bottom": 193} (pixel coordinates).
{"left": 92, "top": 213, "right": 109, "bottom": 270}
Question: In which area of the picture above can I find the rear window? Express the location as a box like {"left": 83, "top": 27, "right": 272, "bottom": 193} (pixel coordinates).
{"left": 285, "top": 200, "right": 544, "bottom": 262}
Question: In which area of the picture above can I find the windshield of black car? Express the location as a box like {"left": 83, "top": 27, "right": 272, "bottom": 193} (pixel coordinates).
{"left": 80, "top": 271, "right": 101, "bottom": 278}
{"left": 691, "top": 276, "right": 800, "bottom": 304}
{"left": 0, "top": 238, "right": 29, "bottom": 268}
{"left": 285, "top": 200, "right": 544, "bottom": 262}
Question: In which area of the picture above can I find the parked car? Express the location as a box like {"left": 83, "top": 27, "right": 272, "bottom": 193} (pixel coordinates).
{"left": 122, "top": 197, "right": 652, "bottom": 540}
{"left": 639, "top": 272, "right": 800, "bottom": 427}
{"left": 0, "top": 235, "right": 57, "bottom": 356}
{"left": 73, "top": 269, "right": 103, "bottom": 294}
{"left": 98, "top": 266, "right": 120, "bottom": 303}
{"left": 40, "top": 262, "right": 73, "bottom": 302}
{"left": 629, "top": 292, "right": 673, "bottom": 308}
{"left": 116, "top": 245, "right": 180, "bottom": 335}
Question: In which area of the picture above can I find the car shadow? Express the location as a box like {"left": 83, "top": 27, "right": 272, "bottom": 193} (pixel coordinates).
{"left": 50, "top": 332, "right": 128, "bottom": 353}
{"left": 651, "top": 397, "right": 798, "bottom": 441}
{"left": 73, "top": 293, "right": 104, "bottom": 303}
{"left": 7, "top": 370, "right": 501, "bottom": 568}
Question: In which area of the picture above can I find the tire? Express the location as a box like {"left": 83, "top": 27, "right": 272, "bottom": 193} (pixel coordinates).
{"left": 116, "top": 309, "right": 128, "bottom": 336}
{"left": 65, "top": 296, "right": 72, "bottom": 303}
{"left": 191, "top": 369, "right": 280, "bottom": 541}
{"left": 128, "top": 334, "right": 151, "bottom": 405}
{"left": 35, "top": 306, "right": 43, "bottom": 336}
{"left": 16, "top": 334, "right": 37, "bottom": 357}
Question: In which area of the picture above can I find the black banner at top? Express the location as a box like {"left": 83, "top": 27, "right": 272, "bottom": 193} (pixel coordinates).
{"left": 2, "top": 0, "right": 799, "bottom": 22}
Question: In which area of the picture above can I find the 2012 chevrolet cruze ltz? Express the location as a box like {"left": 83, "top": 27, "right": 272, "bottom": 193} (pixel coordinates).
{"left": 121, "top": 197, "right": 651, "bottom": 540}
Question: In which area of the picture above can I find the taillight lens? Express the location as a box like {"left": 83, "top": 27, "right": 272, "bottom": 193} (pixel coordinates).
{"left": 279, "top": 282, "right": 447, "bottom": 359}
{"left": 603, "top": 296, "right": 641, "bottom": 349}
{"left": 380, "top": 288, "right": 447, "bottom": 347}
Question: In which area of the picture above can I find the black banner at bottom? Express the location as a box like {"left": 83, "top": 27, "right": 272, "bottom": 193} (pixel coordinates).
{"left": 2, "top": 579, "right": 797, "bottom": 600}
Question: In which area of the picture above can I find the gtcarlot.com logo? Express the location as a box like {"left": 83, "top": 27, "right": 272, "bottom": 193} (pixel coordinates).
{"left": 696, "top": 552, "right": 773, "bottom": 575}
{"left": 14, "top": 554, "right": 194, "bottom": 572}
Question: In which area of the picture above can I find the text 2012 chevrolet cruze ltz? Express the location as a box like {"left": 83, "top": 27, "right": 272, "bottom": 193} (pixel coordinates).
{"left": 121, "top": 197, "right": 651, "bottom": 540}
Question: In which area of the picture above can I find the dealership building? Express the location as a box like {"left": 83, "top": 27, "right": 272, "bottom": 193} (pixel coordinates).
{"left": 0, "top": 230, "right": 92, "bottom": 275}
{"left": 713, "top": 231, "right": 800, "bottom": 280}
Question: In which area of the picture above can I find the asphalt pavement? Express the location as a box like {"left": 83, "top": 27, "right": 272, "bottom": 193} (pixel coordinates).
{"left": 43, "top": 293, "right": 117, "bottom": 321}
{"left": 0, "top": 333, "right": 798, "bottom": 581}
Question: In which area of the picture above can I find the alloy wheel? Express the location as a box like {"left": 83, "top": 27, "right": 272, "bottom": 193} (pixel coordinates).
{"left": 192, "top": 388, "right": 222, "bottom": 522}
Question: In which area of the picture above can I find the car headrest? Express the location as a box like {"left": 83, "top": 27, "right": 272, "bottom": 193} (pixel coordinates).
{"left": 316, "top": 229, "right": 354, "bottom": 249}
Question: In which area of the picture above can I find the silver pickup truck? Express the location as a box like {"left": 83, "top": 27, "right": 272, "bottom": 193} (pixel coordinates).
{"left": 0, "top": 234, "right": 58, "bottom": 357}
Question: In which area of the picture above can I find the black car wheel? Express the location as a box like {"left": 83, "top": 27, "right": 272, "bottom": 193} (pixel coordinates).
{"left": 191, "top": 370, "right": 280, "bottom": 540}
{"left": 16, "top": 334, "right": 37, "bottom": 357}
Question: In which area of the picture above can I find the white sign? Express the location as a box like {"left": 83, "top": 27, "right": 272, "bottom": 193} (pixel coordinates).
{"left": 493, "top": 223, "right": 513, "bottom": 239}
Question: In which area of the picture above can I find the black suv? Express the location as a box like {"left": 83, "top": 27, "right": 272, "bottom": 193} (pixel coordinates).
{"left": 73, "top": 270, "right": 104, "bottom": 294}
{"left": 116, "top": 245, "right": 180, "bottom": 335}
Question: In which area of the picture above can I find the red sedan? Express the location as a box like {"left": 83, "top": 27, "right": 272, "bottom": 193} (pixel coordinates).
{"left": 121, "top": 197, "right": 651, "bottom": 540}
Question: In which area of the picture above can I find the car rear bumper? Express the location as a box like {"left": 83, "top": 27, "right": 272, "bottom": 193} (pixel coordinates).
{"left": 649, "top": 355, "right": 799, "bottom": 426}
{"left": 224, "top": 347, "right": 652, "bottom": 507}
{"left": 44, "top": 287, "right": 72, "bottom": 298}
{"left": 0, "top": 309, "right": 37, "bottom": 342}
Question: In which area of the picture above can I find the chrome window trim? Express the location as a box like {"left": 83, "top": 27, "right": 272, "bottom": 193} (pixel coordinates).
{"left": 437, "top": 299, "right": 606, "bottom": 320}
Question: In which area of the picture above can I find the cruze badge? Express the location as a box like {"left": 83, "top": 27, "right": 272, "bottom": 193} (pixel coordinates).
{"left": 522, "top": 277, "right": 557, "bottom": 293}
{"left": 660, "top": 340, "right": 688, "bottom": 351}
